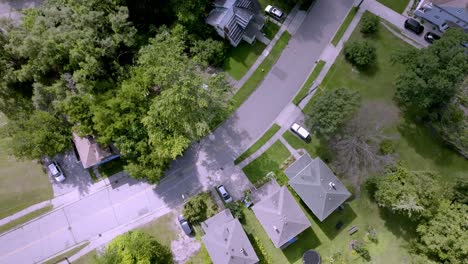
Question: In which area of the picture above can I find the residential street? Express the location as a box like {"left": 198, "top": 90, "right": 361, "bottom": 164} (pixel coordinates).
{"left": 0, "top": 1, "right": 355, "bottom": 263}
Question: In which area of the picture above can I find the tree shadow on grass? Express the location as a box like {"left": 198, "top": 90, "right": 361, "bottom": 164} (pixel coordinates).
{"left": 313, "top": 203, "right": 358, "bottom": 240}
{"left": 283, "top": 228, "right": 321, "bottom": 263}
{"left": 378, "top": 207, "right": 418, "bottom": 242}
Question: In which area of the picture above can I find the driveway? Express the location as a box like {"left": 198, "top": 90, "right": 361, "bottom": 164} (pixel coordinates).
{"left": 0, "top": 0, "right": 354, "bottom": 263}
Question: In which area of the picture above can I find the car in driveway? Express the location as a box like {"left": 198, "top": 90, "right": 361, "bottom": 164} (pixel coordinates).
{"left": 48, "top": 162, "right": 66, "bottom": 182}
{"left": 424, "top": 32, "right": 440, "bottom": 44}
{"left": 178, "top": 214, "right": 193, "bottom": 236}
{"left": 404, "top": 18, "right": 424, "bottom": 35}
{"left": 217, "top": 185, "right": 233, "bottom": 203}
{"left": 290, "top": 123, "right": 311, "bottom": 142}
{"left": 265, "top": 5, "right": 284, "bottom": 20}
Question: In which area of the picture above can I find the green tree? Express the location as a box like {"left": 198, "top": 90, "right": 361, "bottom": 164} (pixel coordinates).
{"left": 416, "top": 201, "right": 468, "bottom": 264}
{"left": 190, "top": 38, "right": 226, "bottom": 67}
{"left": 182, "top": 193, "right": 217, "bottom": 223}
{"left": 93, "top": 231, "right": 172, "bottom": 264}
{"left": 344, "top": 40, "right": 376, "bottom": 69}
{"left": 372, "top": 166, "right": 445, "bottom": 219}
{"left": 360, "top": 12, "right": 380, "bottom": 35}
{"left": 305, "top": 88, "right": 360, "bottom": 138}
{"left": 2, "top": 111, "right": 71, "bottom": 159}
{"left": 393, "top": 28, "right": 468, "bottom": 118}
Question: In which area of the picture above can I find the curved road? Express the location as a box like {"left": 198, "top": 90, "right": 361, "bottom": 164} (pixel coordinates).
{"left": 0, "top": 0, "right": 354, "bottom": 263}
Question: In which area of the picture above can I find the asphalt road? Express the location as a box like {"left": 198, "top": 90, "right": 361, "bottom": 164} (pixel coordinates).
{"left": 0, "top": 0, "right": 354, "bottom": 263}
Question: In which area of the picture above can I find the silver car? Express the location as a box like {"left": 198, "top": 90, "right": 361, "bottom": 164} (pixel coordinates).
{"left": 48, "top": 162, "right": 66, "bottom": 182}
{"left": 217, "top": 185, "right": 233, "bottom": 203}
{"left": 178, "top": 214, "right": 193, "bottom": 236}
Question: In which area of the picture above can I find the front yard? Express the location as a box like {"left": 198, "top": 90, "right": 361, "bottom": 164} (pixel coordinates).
{"left": 223, "top": 41, "right": 266, "bottom": 81}
{"left": 0, "top": 113, "right": 53, "bottom": 220}
{"left": 239, "top": 17, "right": 468, "bottom": 263}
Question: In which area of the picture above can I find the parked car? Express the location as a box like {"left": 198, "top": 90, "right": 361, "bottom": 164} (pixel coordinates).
{"left": 290, "top": 123, "right": 311, "bottom": 142}
{"left": 424, "top": 32, "right": 440, "bottom": 43}
{"left": 177, "top": 214, "right": 193, "bottom": 236}
{"left": 265, "top": 5, "right": 284, "bottom": 20}
{"left": 404, "top": 18, "right": 424, "bottom": 35}
{"left": 48, "top": 162, "right": 66, "bottom": 182}
{"left": 217, "top": 185, "right": 233, "bottom": 203}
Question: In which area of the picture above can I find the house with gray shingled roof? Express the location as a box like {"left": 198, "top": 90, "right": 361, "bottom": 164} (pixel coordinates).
{"left": 415, "top": 0, "right": 468, "bottom": 32}
{"left": 285, "top": 153, "right": 351, "bottom": 222}
{"left": 201, "top": 209, "right": 259, "bottom": 264}
{"left": 206, "top": 0, "right": 265, "bottom": 46}
{"left": 251, "top": 184, "right": 311, "bottom": 249}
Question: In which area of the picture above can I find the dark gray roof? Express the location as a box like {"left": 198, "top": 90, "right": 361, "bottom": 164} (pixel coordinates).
{"left": 252, "top": 186, "right": 311, "bottom": 248}
{"left": 201, "top": 209, "right": 259, "bottom": 264}
{"left": 285, "top": 154, "right": 351, "bottom": 222}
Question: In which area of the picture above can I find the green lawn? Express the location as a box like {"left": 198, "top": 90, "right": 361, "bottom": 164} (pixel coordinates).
{"left": 234, "top": 123, "right": 281, "bottom": 165}
{"left": 282, "top": 131, "right": 331, "bottom": 161}
{"left": 43, "top": 243, "right": 89, "bottom": 264}
{"left": 73, "top": 249, "right": 97, "bottom": 264}
{"left": 377, "top": 0, "right": 410, "bottom": 13}
{"left": 292, "top": 60, "right": 326, "bottom": 105}
{"left": 331, "top": 6, "right": 359, "bottom": 46}
{"left": 242, "top": 140, "right": 291, "bottom": 186}
{"left": 137, "top": 213, "right": 178, "bottom": 248}
{"left": 263, "top": 19, "right": 280, "bottom": 40}
{"left": 0, "top": 205, "right": 53, "bottom": 234}
{"left": 231, "top": 32, "right": 291, "bottom": 110}
{"left": 0, "top": 113, "right": 53, "bottom": 220}
{"left": 297, "top": 17, "right": 468, "bottom": 263}
{"left": 97, "top": 157, "right": 125, "bottom": 178}
{"left": 223, "top": 41, "right": 266, "bottom": 80}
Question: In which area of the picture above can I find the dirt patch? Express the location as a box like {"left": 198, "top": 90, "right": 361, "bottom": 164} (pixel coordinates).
{"left": 171, "top": 233, "right": 201, "bottom": 264}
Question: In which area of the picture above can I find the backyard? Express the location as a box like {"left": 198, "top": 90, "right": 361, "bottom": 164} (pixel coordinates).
{"left": 240, "top": 16, "right": 468, "bottom": 263}
{"left": 377, "top": 0, "right": 410, "bottom": 13}
{"left": 0, "top": 113, "right": 53, "bottom": 220}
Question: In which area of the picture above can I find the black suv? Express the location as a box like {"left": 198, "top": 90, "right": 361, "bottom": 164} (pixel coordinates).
{"left": 404, "top": 18, "right": 424, "bottom": 35}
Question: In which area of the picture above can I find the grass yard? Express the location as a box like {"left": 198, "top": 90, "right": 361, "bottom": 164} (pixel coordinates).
{"left": 282, "top": 131, "right": 331, "bottom": 161}
{"left": 234, "top": 123, "right": 281, "bottom": 165}
{"left": 0, "top": 205, "right": 53, "bottom": 234}
{"left": 223, "top": 41, "right": 266, "bottom": 80}
{"left": 231, "top": 32, "right": 291, "bottom": 110}
{"left": 73, "top": 249, "right": 97, "bottom": 264}
{"left": 297, "top": 17, "right": 468, "bottom": 263}
{"left": 242, "top": 140, "right": 291, "bottom": 186}
{"left": 292, "top": 60, "right": 326, "bottom": 105}
{"left": 331, "top": 6, "right": 359, "bottom": 46}
{"left": 263, "top": 19, "right": 280, "bottom": 40}
{"left": 0, "top": 113, "right": 53, "bottom": 220}
{"left": 377, "top": 0, "right": 410, "bottom": 13}
{"left": 137, "top": 213, "right": 178, "bottom": 248}
{"left": 97, "top": 157, "right": 125, "bottom": 178}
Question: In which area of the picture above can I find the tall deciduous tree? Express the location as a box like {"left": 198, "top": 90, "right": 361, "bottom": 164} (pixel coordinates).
{"left": 393, "top": 28, "right": 468, "bottom": 118}
{"left": 416, "top": 201, "right": 468, "bottom": 264}
{"left": 2, "top": 111, "right": 71, "bottom": 159}
{"left": 305, "top": 88, "right": 360, "bottom": 139}
{"left": 371, "top": 166, "right": 445, "bottom": 220}
{"left": 93, "top": 231, "right": 172, "bottom": 264}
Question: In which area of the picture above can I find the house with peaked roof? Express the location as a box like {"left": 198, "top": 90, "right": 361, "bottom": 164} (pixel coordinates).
{"left": 206, "top": 0, "right": 265, "bottom": 47}
{"left": 72, "top": 133, "right": 120, "bottom": 169}
{"left": 285, "top": 153, "right": 351, "bottom": 222}
{"left": 251, "top": 183, "right": 311, "bottom": 249}
{"left": 201, "top": 209, "right": 259, "bottom": 264}
{"left": 414, "top": 0, "right": 468, "bottom": 32}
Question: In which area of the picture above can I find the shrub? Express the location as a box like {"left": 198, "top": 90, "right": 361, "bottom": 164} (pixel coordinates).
{"left": 344, "top": 40, "right": 376, "bottom": 69}
{"left": 182, "top": 192, "right": 217, "bottom": 223}
{"left": 379, "top": 139, "right": 396, "bottom": 154}
{"left": 366, "top": 226, "right": 378, "bottom": 243}
{"left": 353, "top": 240, "right": 371, "bottom": 261}
{"left": 360, "top": 12, "right": 380, "bottom": 35}
{"left": 226, "top": 201, "right": 244, "bottom": 220}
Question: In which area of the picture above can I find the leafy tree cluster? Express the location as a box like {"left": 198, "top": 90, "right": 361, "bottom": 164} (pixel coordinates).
{"left": 392, "top": 28, "right": 468, "bottom": 157}
{"left": 305, "top": 88, "right": 361, "bottom": 139}
{"left": 93, "top": 231, "right": 172, "bottom": 264}
{"left": 182, "top": 192, "right": 218, "bottom": 223}
{"left": 360, "top": 12, "right": 380, "bottom": 35}
{"left": 0, "top": 0, "right": 229, "bottom": 182}
{"left": 344, "top": 40, "right": 376, "bottom": 69}
{"left": 367, "top": 165, "right": 467, "bottom": 263}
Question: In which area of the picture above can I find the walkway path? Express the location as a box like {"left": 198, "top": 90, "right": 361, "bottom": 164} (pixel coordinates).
{"left": 0, "top": 1, "right": 355, "bottom": 263}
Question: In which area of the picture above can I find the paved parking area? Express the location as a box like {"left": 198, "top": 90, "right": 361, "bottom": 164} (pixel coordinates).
{"left": 46, "top": 151, "right": 93, "bottom": 197}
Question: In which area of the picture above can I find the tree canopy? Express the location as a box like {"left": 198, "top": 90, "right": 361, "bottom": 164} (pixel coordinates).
{"left": 370, "top": 166, "right": 445, "bottom": 220}
{"left": 93, "top": 231, "right": 173, "bottom": 264}
{"left": 305, "top": 88, "right": 360, "bottom": 139}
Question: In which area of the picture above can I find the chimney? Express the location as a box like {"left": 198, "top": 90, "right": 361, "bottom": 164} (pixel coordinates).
{"left": 329, "top": 182, "right": 336, "bottom": 190}
{"left": 273, "top": 225, "right": 279, "bottom": 233}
